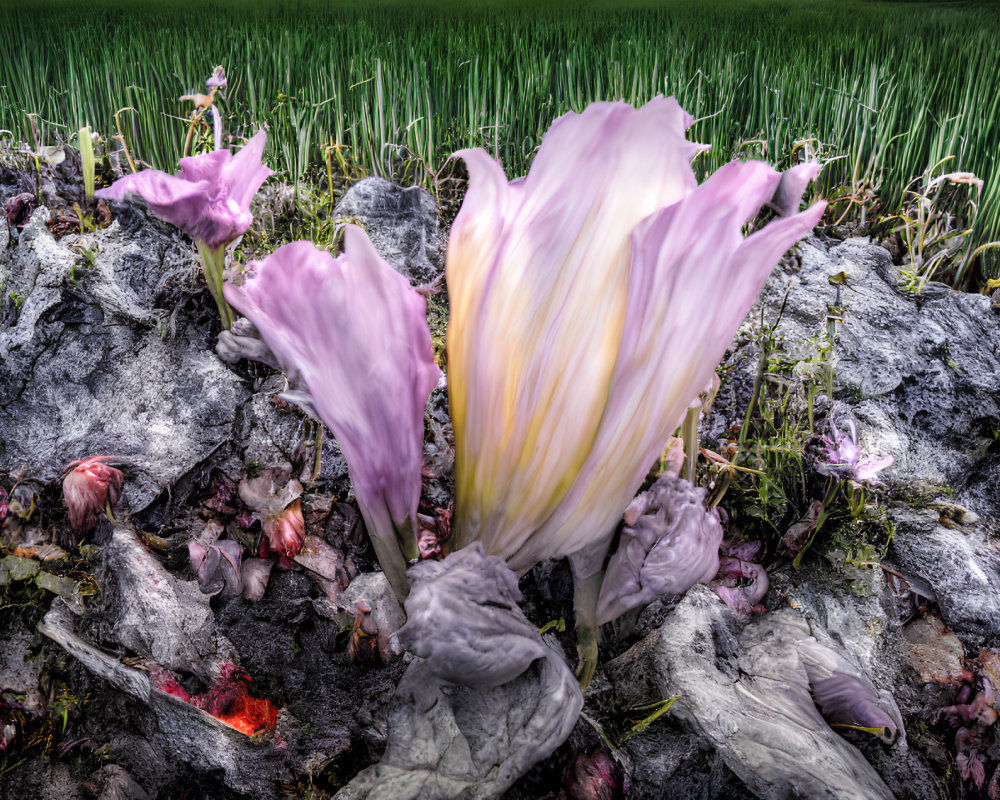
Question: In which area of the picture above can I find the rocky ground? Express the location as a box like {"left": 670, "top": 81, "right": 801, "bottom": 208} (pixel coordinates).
{"left": 1, "top": 155, "right": 999, "bottom": 799}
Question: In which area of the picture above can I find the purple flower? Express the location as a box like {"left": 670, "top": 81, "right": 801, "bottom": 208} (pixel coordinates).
{"left": 206, "top": 66, "right": 227, "bottom": 88}
{"left": 816, "top": 419, "right": 893, "bottom": 485}
{"left": 224, "top": 230, "right": 441, "bottom": 599}
{"left": 96, "top": 129, "right": 270, "bottom": 250}
{"left": 446, "top": 96, "right": 825, "bottom": 575}
{"left": 97, "top": 129, "right": 271, "bottom": 328}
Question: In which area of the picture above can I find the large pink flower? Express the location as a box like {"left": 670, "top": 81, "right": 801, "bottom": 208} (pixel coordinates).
{"left": 96, "top": 129, "right": 271, "bottom": 250}
{"left": 224, "top": 230, "right": 440, "bottom": 598}
{"left": 447, "top": 97, "right": 825, "bottom": 576}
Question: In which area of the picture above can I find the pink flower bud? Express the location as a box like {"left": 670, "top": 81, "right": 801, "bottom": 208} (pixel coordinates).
{"left": 62, "top": 456, "right": 124, "bottom": 534}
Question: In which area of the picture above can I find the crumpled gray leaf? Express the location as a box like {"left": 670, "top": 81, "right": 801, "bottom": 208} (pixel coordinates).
{"left": 216, "top": 316, "right": 321, "bottom": 420}
{"left": 294, "top": 535, "right": 354, "bottom": 606}
{"left": 596, "top": 474, "right": 722, "bottom": 625}
{"left": 338, "top": 544, "right": 582, "bottom": 800}
{"left": 395, "top": 542, "right": 549, "bottom": 689}
{"left": 215, "top": 317, "right": 283, "bottom": 372}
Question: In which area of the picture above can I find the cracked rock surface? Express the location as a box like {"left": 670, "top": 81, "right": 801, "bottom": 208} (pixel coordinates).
{"left": 0, "top": 207, "right": 247, "bottom": 515}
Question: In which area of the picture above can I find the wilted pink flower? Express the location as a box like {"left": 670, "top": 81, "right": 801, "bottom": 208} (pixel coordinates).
{"left": 816, "top": 419, "right": 893, "bottom": 485}
{"left": 262, "top": 499, "right": 305, "bottom": 559}
{"left": 237, "top": 469, "right": 305, "bottom": 559}
{"left": 96, "top": 129, "right": 270, "bottom": 250}
{"left": 446, "top": 97, "right": 825, "bottom": 580}
{"left": 5, "top": 192, "right": 35, "bottom": 230}
{"left": 224, "top": 231, "right": 441, "bottom": 599}
{"left": 712, "top": 557, "right": 769, "bottom": 614}
{"left": 566, "top": 749, "right": 623, "bottom": 800}
{"left": 62, "top": 456, "right": 124, "bottom": 534}
{"left": 797, "top": 636, "right": 904, "bottom": 743}
{"left": 596, "top": 474, "right": 722, "bottom": 625}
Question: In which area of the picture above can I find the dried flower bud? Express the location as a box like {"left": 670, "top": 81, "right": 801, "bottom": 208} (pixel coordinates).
{"left": 262, "top": 498, "right": 305, "bottom": 559}
{"left": 396, "top": 543, "right": 549, "bottom": 689}
{"left": 62, "top": 456, "right": 124, "bottom": 534}
{"left": 597, "top": 474, "right": 722, "bottom": 625}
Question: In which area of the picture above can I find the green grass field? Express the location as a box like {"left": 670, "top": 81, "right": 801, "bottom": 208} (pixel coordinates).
{"left": 1, "top": 0, "right": 998, "bottom": 279}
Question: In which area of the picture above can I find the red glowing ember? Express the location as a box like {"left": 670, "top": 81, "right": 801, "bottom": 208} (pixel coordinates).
{"left": 147, "top": 663, "right": 191, "bottom": 702}
{"left": 148, "top": 661, "right": 278, "bottom": 736}
{"left": 193, "top": 662, "right": 278, "bottom": 736}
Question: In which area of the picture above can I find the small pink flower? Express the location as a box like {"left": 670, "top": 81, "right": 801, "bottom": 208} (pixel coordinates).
{"left": 816, "top": 419, "right": 893, "bottom": 485}
{"left": 263, "top": 499, "right": 305, "bottom": 559}
{"left": 95, "top": 129, "right": 271, "bottom": 250}
{"left": 62, "top": 456, "right": 124, "bottom": 534}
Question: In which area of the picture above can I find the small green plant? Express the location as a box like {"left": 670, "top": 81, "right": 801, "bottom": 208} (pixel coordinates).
{"left": 709, "top": 287, "right": 893, "bottom": 565}
{"left": 68, "top": 244, "right": 96, "bottom": 286}
{"left": 893, "top": 159, "right": 1000, "bottom": 291}
{"left": 599, "top": 696, "right": 679, "bottom": 748}
{"left": 8, "top": 291, "right": 23, "bottom": 307}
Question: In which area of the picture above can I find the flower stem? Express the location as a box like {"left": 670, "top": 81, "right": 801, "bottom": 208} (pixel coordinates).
{"left": 196, "top": 241, "right": 234, "bottom": 329}
{"left": 370, "top": 527, "right": 411, "bottom": 603}
{"left": 570, "top": 558, "right": 604, "bottom": 691}
{"left": 792, "top": 476, "right": 841, "bottom": 569}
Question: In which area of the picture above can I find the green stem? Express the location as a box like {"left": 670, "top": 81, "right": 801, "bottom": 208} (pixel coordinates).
{"left": 79, "top": 125, "right": 95, "bottom": 200}
{"left": 792, "top": 476, "right": 840, "bottom": 569}
{"left": 196, "top": 241, "right": 234, "bottom": 329}
{"left": 369, "top": 531, "right": 411, "bottom": 603}
{"left": 570, "top": 557, "right": 604, "bottom": 691}
{"left": 682, "top": 405, "right": 700, "bottom": 483}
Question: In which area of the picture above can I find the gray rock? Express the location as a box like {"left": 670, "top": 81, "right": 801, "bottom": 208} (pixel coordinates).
{"left": 605, "top": 586, "right": 943, "bottom": 800}
{"left": 84, "top": 523, "right": 235, "bottom": 681}
{"left": 716, "top": 235, "right": 1000, "bottom": 521}
{"left": 335, "top": 640, "right": 581, "bottom": 800}
{"left": 0, "top": 760, "right": 88, "bottom": 800}
{"left": 89, "top": 764, "right": 151, "bottom": 800}
{"left": 889, "top": 504, "right": 1000, "bottom": 637}
{"left": 333, "top": 177, "right": 442, "bottom": 285}
{"left": 0, "top": 207, "right": 248, "bottom": 514}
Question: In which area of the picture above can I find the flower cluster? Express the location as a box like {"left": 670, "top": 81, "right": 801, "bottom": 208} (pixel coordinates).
{"left": 96, "top": 92, "right": 826, "bottom": 688}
